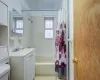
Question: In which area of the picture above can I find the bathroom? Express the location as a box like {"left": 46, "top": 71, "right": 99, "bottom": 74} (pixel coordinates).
{"left": 1, "top": 0, "right": 100, "bottom": 80}
{"left": 0, "top": 0, "right": 73, "bottom": 80}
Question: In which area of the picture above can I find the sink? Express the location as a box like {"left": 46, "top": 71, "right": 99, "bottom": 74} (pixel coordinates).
{"left": 12, "top": 48, "right": 20, "bottom": 52}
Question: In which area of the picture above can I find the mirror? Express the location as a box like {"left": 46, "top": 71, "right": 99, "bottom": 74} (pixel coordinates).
{"left": 11, "top": 9, "right": 23, "bottom": 37}
{"left": 9, "top": 9, "right": 23, "bottom": 49}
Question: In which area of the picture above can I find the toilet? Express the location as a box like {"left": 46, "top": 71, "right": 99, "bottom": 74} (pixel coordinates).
{"left": 0, "top": 64, "right": 10, "bottom": 80}
{"left": 0, "top": 46, "right": 10, "bottom": 80}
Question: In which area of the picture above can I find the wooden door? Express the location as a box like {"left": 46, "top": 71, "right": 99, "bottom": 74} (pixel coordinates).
{"left": 74, "top": 0, "right": 100, "bottom": 80}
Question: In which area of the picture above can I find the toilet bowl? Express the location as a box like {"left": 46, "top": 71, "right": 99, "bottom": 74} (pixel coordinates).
{"left": 0, "top": 64, "right": 10, "bottom": 80}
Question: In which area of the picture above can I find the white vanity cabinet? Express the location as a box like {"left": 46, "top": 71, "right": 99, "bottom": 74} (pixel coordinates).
{"left": 0, "top": 1, "right": 8, "bottom": 26}
{"left": 9, "top": 48, "right": 36, "bottom": 80}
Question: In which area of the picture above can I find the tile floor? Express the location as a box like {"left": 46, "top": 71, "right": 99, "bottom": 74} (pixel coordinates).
{"left": 35, "top": 76, "right": 59, "bottom": 80}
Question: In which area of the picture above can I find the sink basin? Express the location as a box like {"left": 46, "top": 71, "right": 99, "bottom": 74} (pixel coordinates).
{"left": 12, "top": 48, "right": 20, "bottom": 52}
{"left": 12, "top": 48, "right": 24, "bottom": 52}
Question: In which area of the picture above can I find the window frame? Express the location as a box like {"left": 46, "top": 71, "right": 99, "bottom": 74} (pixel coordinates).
{"left": 44, "top": 17, "right": 54, "bottom": 39}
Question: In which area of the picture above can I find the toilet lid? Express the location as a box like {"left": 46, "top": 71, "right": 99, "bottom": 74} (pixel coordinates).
{"left": 0, "top": 64, "right": 10, "bottom": 78}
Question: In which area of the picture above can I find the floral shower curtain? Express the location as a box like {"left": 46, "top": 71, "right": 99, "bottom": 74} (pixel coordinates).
{"left": 55, "top": 8, "right": 67, "bottom": 79}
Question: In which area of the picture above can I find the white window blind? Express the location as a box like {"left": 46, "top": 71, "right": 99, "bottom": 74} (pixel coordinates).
{"left": 16, "top": 20, "right": 23, "bottom": 28}
{"left": 15, "top": 20, "right": 23, "bottom": 34}
{"left": 44, "top": 17, "right": 54, "bottom": 39}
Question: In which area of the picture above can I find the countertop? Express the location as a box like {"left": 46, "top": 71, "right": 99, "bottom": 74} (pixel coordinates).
{"left": 9, "top": 48, "right": 35, "bottom": 57}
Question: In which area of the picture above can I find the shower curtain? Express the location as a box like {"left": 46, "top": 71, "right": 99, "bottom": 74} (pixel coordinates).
{"left": 55, "top": 8, "right": 67, "bottom": 79}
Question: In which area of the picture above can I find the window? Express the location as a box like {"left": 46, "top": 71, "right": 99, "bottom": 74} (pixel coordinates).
{"left": 45, "top": 17, "right": 54, "bottom": 39}
{"left": 13, "top": 17, "right": 23, "bottom": 34}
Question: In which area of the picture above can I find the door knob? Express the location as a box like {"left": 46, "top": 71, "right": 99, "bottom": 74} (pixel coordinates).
{"left": 72, "top": 58, "right": 78, "bottom": 63}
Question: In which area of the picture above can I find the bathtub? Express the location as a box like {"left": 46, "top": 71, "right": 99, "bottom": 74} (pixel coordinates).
{"left": 36, "top": 56, "right": 57, "bottom": 76}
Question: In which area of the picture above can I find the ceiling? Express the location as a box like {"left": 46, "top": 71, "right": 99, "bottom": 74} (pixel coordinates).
{"left": 25, "top": 0, "right": 62, "bottom": 10}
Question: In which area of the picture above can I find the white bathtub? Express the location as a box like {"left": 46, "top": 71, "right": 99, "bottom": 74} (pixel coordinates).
{"left": 36, "top": 62, "right": 55, "bottom": 65}
{"left": 36, "top": 57, "right": 57, "bottom": 76}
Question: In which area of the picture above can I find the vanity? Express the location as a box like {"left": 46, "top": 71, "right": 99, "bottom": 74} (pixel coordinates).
{"left": 9, "top": 48, "right": 36, "bottom": 80}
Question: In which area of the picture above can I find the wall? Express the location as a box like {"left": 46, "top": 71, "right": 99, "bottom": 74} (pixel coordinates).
{"left": 31, "top": 11, "right": 58, "bottom": 16}
{"left": 23, "top": 12, "right": 33, "bottom": 48}
{"left": 31, "top": 12, "right": 57, "bottom": 57}
{"left": 0, "top": 26, "right": 8, "bottom": 46}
